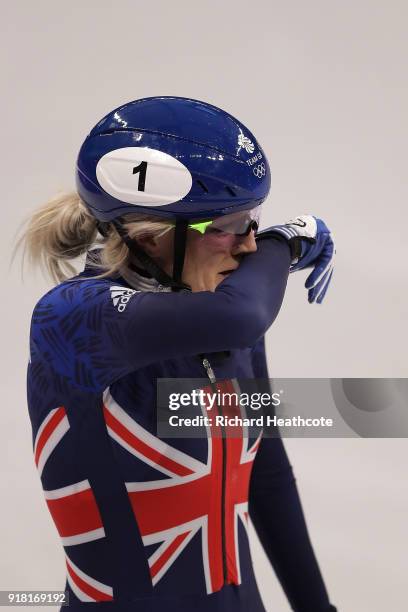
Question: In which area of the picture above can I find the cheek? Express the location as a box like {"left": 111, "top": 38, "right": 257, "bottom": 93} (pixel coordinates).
{"left": 201, "top": 232, "right": 236, "bottom": 251}
{"left": 185, "top": 232, "right": 235, "bottom": 268}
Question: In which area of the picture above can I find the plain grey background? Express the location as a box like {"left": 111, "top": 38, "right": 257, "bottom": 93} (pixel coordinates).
{"left": 1, "top": 1, "right": 407, "bottom": 610}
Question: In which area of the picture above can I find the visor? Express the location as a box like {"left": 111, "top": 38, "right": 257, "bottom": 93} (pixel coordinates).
{"left": 188, "top": 205, "right": 262, "bottom": 236}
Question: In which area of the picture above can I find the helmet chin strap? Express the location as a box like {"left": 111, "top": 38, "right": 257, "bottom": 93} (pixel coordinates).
{"left": 110, "top": 219, "right": 191, "bottom": 292}
{"left": 172, "top": 219, "right": 189, "bottom": 288}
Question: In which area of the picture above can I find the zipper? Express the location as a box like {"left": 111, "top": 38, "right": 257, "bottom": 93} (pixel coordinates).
{"left": 202, "top": 355, "right": 228, "bottom": 586}
{"left": 202, "top": 357, "right": 216, "bottom": 384}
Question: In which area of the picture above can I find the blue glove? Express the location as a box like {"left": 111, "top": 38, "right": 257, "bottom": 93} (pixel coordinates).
{"left": 256, "top": 215, "right": 335, "bottom": 304}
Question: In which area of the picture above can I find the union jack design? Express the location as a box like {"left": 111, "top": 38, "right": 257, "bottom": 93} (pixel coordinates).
{"left": 34, "top": 407, "right": 69, "bottom": 477}
{"left": 65, "top": 553, "right": 113, "bottom": 602}
{"left": 44, "top": 479, "right": 105, "bottom": 545}
{"left": 103, "top": 379, "right": 262, "bottom": 594}
{"left": 35, "top": 407, "right": 106, "bottom": 546}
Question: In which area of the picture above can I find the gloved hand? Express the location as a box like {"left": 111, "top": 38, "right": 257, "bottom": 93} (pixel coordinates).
{"left": 256, "top": 215, "right": 335, "bottom": 304}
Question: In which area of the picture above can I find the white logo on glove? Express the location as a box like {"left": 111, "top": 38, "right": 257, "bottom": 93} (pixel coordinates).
{"left": 286, "top": 215, "right": 317, "bottom": 239}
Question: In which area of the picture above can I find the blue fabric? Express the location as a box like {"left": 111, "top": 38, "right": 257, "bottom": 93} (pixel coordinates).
{"left": 27, "top": 237, "right": 335, "bottom": 611}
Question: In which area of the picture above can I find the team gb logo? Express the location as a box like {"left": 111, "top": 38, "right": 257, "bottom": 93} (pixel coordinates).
{"left": 238, "top": 133, "right": 255, "bottom": 154}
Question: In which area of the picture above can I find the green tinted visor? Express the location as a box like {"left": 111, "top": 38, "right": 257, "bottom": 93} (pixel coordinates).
{"left": 188, "top": 205, "right": 262, "bottom": 236}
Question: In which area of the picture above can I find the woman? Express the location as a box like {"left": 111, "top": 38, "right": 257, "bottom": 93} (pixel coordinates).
{"left": 24, "top": 97, "right": 336, "bottom": 611}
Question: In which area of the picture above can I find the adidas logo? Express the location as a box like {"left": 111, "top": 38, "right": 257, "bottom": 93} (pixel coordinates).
{"left": 110, "top": 286, "right": 139, "bottom": 312}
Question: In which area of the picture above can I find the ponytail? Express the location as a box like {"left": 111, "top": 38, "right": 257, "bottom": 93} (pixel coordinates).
{"left": 17, "top": 192, "right": 98, "bottom": 283}
{"left": 17, "top": 192, "right": 176, "bottom": 285}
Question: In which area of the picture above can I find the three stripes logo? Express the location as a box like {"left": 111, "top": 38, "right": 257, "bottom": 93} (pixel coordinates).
{"left": 110, "top": 286, "right": 139, "bottom": 313}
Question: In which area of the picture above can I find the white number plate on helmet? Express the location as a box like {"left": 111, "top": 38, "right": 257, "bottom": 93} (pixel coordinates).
{"left": 96, "top": 147, "right": 193, "bottom": 206}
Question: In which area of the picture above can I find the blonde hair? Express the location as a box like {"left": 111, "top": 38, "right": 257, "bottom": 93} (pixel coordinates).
{"left": 17, "top": 191, "right": 174, "bottom": 284}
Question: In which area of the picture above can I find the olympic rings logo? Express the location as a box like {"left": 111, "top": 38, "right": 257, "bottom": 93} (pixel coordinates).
{"left": 253, "top": 162, "right": 266, "bottom": 178}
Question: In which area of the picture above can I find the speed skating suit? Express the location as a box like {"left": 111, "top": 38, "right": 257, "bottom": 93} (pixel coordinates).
{"left": 27, "top": 237, "right": 335, "bottom": 611}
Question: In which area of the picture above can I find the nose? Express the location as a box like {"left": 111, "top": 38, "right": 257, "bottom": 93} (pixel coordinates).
{"left": 231, "top": 230, "right": 258, "bottom": 255}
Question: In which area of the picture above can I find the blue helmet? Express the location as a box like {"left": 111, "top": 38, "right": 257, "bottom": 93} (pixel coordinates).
{"left": 76, "top": 96, "right": 270, "bottom": 222}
